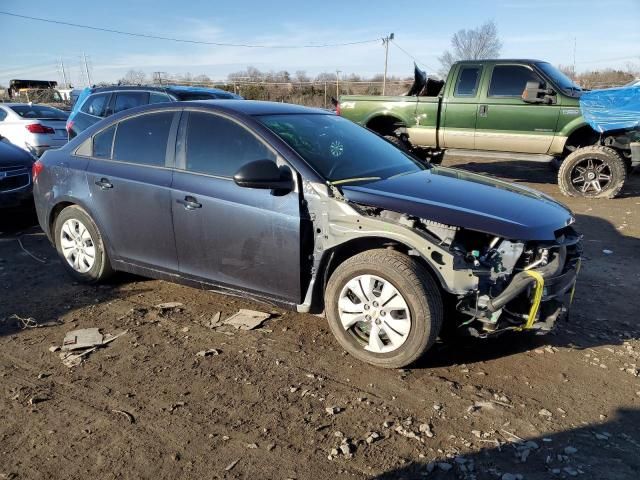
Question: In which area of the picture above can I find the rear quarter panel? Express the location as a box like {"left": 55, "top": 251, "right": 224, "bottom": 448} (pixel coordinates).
{"left": 339, "top": 96, "right": 419, "bottom": 128}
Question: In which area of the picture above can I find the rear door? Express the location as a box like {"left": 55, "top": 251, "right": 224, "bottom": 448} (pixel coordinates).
{"left": 474, "top": 64, "right": 560, "bottom": 153}
{"left": 72, "top": 92, "right": 112, "bottom": 137}
{"left": 170, "top": 110, "right": 302, "bottom": 302}
{"left": 84, "top": 110, "right": 180, "bottom": 270}
{"left": 440, "top": 64, "right": 484, "bottom": 149}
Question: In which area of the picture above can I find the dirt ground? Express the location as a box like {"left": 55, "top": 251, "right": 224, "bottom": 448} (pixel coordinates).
{"left": 1, "top": 157, "right": 639, "bottom": 480}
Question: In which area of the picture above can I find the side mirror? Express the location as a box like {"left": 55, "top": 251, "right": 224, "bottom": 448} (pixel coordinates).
{"left": 233, "top": 160, "right": 293, "bottom": 192}
{"left": 522, "top": 81, "right": 556, "bottom": 104}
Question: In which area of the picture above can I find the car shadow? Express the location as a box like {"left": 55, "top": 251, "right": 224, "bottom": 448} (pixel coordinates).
{"left": 442, "top": 155, "right": 640, "bottom": 198}
{"left": 372, "top": 407, "right": 640, "bottom": 479}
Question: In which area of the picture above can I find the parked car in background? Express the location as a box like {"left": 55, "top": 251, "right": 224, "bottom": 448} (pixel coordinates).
{"left": 0, "top": 137, "right": 35, "bottom": 209}
{"left": 0, "top": 103, "right": 69, "bottom": 157}
{"left": 67, "top": 85, "right": 243, "bottom": 139}
{"left": 33, "top": 100, "right": 581, "bottom": 368}
{"left": 339, "top": 59, "right": 638, "bottom": 199}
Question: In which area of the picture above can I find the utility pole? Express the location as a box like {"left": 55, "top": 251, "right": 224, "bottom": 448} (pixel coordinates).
{"left": 382, "top": 33, "right": 394, "bottom": 96}
{"left": 336, "top": 70, "right": 341, "bottom": 98}
{"left": 82, "top": 52, "right": 92, "bottom": 86}
{"left": 59, "top": 58, "right": 69, "bottom": 87}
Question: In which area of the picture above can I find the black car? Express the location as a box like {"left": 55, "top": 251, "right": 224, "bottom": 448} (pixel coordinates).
{"left": 0, "top": 138, "right": 35, "bottom": 209}
{"left": 67, "top": 85, "right": 243, "bottom": 139}
{"left": 33, "top": 101, "right": 581, "bottom": 368}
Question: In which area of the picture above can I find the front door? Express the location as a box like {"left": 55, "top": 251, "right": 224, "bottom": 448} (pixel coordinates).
{"left": 170, "top": 110, "right": 302, "bottom": 303}
{"left": 474, "top": 64, "right": 560, "bottom": 153}
{"left": 85, "top": 111, "right": 179, "bottom": 270}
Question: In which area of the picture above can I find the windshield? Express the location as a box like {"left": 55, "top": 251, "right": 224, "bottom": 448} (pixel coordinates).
{"left": 535, "top": 62, "right": 581, "bottom": 93}
{"left": 258, "top": 114, "right": 425, "bottom": 184}
{"left": 10, "top": 105, "right": 68, "bottom": 120}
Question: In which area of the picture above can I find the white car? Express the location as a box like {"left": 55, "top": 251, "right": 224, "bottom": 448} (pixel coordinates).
{"left": 0, "top": 103, "right": 68, "bottom": 157}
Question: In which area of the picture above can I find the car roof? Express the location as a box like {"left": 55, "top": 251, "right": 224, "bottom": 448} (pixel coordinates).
{"left": 176, "top": 99, "right": 329, "bottom": 116}
{"left": 0, "top": 103, "right": 63, "bottom": 107}
{"left": 455, "top": 58, "right": 545, "bottom": 64}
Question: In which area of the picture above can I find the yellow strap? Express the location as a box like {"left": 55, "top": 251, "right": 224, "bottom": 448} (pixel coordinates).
{"left": 520, "top": 270, "right": 544, "bottom": 330}
{"left": 569, "top": 259, "right": 581, "bottom": 305}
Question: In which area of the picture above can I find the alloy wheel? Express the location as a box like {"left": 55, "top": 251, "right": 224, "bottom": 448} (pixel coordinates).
{"left": 570, "top": 157, "right": 612, "bottom": 195}
{"left": 59, "top": 218, "right": 96, "bottom": 273}
{"left": 338, "top": 274, "right": 411, "bottom": 354}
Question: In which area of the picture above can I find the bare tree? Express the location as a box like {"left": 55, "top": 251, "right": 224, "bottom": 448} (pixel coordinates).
{"left": 119, "top": 69, "right": 147, "bottom": 85}
{"left": 193, "top": 74, "right": 211, "bottom": 84}
{"left": 438, "top": 20, "right": 502, "bottom": 76}
{"left": 294, "top": 70, "right": 310, "bottom": 83}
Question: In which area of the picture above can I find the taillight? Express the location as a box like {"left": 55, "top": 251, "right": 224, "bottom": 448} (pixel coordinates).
{"left": 26, "top": 124, "right": 55, "bottom": 134}
{"left": 336, "top": 103, "right": 341, "bottom": 115}
{"left": 66, "top": 120, "right": 74, "bottom": 133}
{"left": 32, "top": 160, "right": 44, "bottom": 181}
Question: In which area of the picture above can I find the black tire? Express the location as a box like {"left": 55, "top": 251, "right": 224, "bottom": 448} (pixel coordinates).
{"left": 325, "top": 249, "right": 443, "bottom": 368}
{"left": 384, "top": 135, "right": 409, "bottom": 152}
{"left": 54, "top": 205, "right": 113, "bottom": 283}
{"left": 558, "top": 146, "right": 626, "bottom": 199}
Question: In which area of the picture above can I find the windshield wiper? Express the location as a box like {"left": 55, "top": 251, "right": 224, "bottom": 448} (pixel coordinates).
{"left": 330, "top": 176, "right": 382, "bottom": 186}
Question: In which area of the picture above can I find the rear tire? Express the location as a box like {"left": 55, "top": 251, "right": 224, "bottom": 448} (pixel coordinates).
{"left": 558, "top": 146, "right": 626, "bottom": 199}
{"left": 54, "top": 205, "right": 113, "bottom": 283}
{"left": 325, "top": 249, "right": 443, "bottom": 368}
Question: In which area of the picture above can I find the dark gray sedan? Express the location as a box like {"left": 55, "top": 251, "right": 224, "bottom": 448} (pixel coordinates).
{"left": 33, "top": 101, "right": 581, "bottom": 368}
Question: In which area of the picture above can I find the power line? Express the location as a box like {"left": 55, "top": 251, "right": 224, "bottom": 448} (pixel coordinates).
{"left": 390, "top": 40, "right": 436, "bottom": 72}
{"left": 0, "top": 11, "right": 380, "bottom": 49}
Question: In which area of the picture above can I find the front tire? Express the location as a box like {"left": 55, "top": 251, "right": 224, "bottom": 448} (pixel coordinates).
{"left": 325, "top": 249, "right": 443, "bottom": 368}
{"left": 54, "top": 205, "right": 113, "bottom": 283}
{"left": 383, "top": 134, "right": 410, "bottom": 152}
{"left": 558, "top": 146, "right": 626, "bottom": 199}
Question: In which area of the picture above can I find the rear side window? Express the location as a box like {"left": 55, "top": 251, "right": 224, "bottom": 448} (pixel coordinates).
{"left": 150, "top": 92, "right": 172, "bottom": 103}
{"left": 112, "top": 112, "right": 174, "bottom": 166}
{"left": 184, "top": 112, "right": 275, "bottom": 177}
{"left": 81, "top": 93, "right": 110, "bottom": 117}
{"left": 113, "top": 92, "right": 149, "bottom": 114}
{"left": 0, "top": 109, "right": 6, "bottom": 121}
{"left": 489, "top": 65, "right": 541, "bottom": 97}
{"left": 93, "top": 125, "right": 116, "bottom": 158}
{"left": 455, "top": 66, "right": 481, "bottom": 97}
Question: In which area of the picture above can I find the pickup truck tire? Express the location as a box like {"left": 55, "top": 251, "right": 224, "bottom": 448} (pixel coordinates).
{"left": 384, "top": 135, "right": 409, "bottom": 152}
{"left": 54, "top": 205, "right": 114, "bottom": 283}
{"left": 325, "top": 249, "right": 443, "bottom": 368}
{"left": 558, "top": 146, "right": 626, "bottom": 199}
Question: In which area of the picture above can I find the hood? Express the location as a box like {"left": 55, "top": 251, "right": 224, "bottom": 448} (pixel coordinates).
{"left": 0, "top": 140, "right": 34, "bottom": 167}
{"left": 341, "top": 167, "right": 574, "bottom": 241}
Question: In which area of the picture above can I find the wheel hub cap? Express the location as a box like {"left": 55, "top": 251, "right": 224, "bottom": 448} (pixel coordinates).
{"left": 338, "top": 274, "right": 411, "bottom": 354}
{"left": 60, "top": 218, "right": 96, "bottom": 273}
{"left": 571, "top": 157, "right": 611, "bottom": 195}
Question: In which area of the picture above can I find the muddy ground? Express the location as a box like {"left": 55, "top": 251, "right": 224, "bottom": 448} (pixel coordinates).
{"left": 1, "top": 157, "right": 639, "bottom": 480}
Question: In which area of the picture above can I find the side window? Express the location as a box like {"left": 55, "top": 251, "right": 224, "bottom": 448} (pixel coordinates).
{"left": 184, "top": 112, "right": 276, "bottom": 177}
{"left": 150, "top": 92, "right": 172, "bottom": 104}
{"left": 489, "top": 65, "right": 541, "bottom": 97}
{"left": 81, "top": 93, "right": 110, "bottom": 117}
{"left": 0, "top": 109, "right": 6, "bottom": 121}
{"left": 93, "top": 125, "right": 116, "bottom": 158}
{"left": 113, "top": 92, "right": 149, "bottom": 114}
{"left": 455, "top": 66, "right": 482, "bottom": 97}
{"left": 112, "top": 112, "right": 174, "bottom": 166}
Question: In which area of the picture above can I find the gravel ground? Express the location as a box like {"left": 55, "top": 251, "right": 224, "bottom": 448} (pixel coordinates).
{"left": 1, "top": 156, "right": 639, "bottom": 480}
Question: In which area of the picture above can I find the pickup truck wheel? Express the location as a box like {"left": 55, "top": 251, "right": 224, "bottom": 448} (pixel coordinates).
{"left": 384, "top": 135, "right": 409, "bottom": 152}
{"left": 54, "top": 205, "right": 113, "bottom": 283}
{"left": 325, "top": 249, "right": 443, "bottom": 368}
{"left": 558, "top": 146, "right": 626, "bottom": 199}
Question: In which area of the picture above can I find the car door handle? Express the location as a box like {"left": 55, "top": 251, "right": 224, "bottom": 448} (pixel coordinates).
{"left": 478, "top": 104, "right": 488, "bottom": 117}
{"left": 177, "top": 195, "right": 202, "bottom": 210}
{"left": 95, "top": 178, "right": 113, "bottom": 190}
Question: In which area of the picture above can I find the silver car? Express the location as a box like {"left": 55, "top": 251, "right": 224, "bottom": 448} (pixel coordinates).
{"left": 0, "top": 103, "right": 68, "bottom": 157}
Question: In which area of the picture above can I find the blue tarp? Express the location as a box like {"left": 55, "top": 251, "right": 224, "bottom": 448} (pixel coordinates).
{"left": 580, "top": 85, "right": 640, "bottom": 133}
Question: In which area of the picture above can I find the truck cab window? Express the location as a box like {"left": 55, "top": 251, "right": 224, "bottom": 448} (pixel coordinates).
{"left": 454, "top": 67, "right": 482, "bottom": 97}
{"left": 489, "top": 65, "right": 541, "bottom": 97}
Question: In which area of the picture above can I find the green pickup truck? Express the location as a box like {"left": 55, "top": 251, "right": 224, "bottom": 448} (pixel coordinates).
{"left": 338, "top": 59, "right": 639, "bottom": 198}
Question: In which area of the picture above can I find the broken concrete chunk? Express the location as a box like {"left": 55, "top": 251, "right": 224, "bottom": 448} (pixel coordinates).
{"left": 224, "top": 309, "right": 270, "bottom": 330}
{"left": 155, "top": 302, "right": 184, "bottom": 312}
{"left": 62, "top": 328, "right": 103, "bottom": 351}
{"left": 205, "top": 312, "right": 222, "bottom": 329}
{"left": 196, "top": 349, "right": 221, "bottom": 357}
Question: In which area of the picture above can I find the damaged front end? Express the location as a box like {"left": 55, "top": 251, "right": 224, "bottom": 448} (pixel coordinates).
{"left": 450, "top": 226, "right": 581, "bottom": 336}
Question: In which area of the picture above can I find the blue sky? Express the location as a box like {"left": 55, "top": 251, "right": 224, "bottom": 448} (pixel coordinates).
{"left": 1, "top": 0, "right": 639, "bottom": 87}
